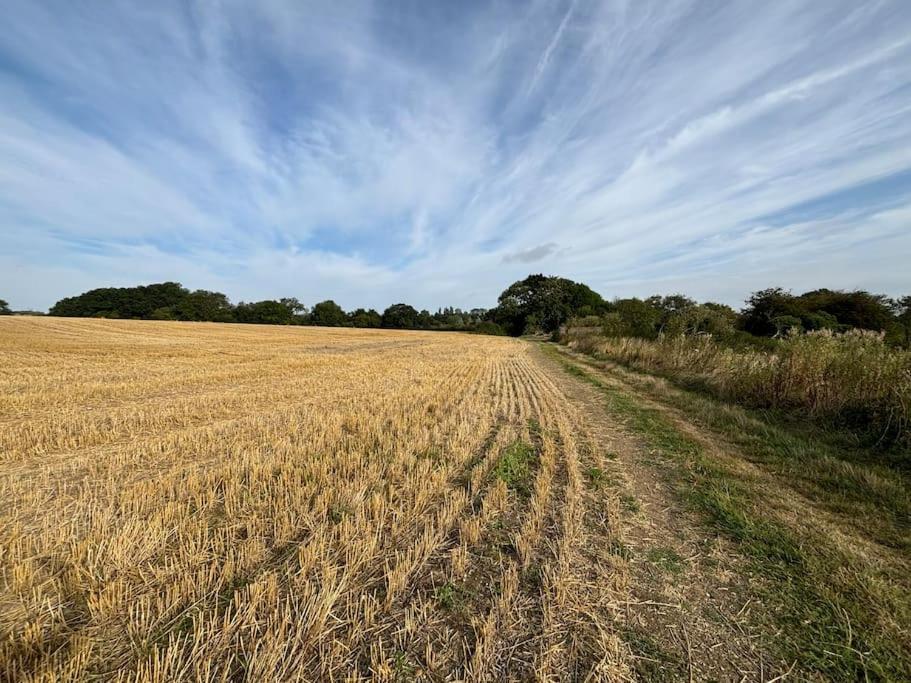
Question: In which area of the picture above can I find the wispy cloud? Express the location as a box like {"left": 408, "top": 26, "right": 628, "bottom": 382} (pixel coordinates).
{"left": 1, "top": 0, "right": 910, "bottom": 311}
{"left": 503, "top": 243, "right": 561, "bottom": 264}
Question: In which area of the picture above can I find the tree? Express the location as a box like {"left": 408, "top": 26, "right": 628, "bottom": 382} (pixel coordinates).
{"left": 49, "top": 282, "right": 189, "bottom": 319}
{"left": 234, "top": 300, "right": 295, "bottom": 325}
{"left": 664, "top": 303, "right": 737, "bottom": 338}
{"left": 470, "top": 321, "right": 506, "bottom": 336}
{"left": 797, "top": 289, "right": 893, "bottom": 331}
{"left": 645, "top": 294, "right": 696, "bottom": 333}
{"left": 741, "top": 287, "right": 895, "bottom": 337}
{"left": 892, "top": 296, "right": 911, "bottom": 348}
{"left": 149, "top": 307, "right": 178, "bottom": 320}
{"left": 174, "top": 290, "right": 235, "bottom": 322}
{"left": 139, "top": 283, "right": 191, "bottom": 317}
{"left": 382, "top": 303, "right": 420, "bottom": 329}
{"left": 739, "top": 288, "right": 804, "bottom": 337}
{"left": 490, "top": 274, "right": 607, "bottom": 336}
{"left": 280, "top": 297, "right": 307, "bottom": 315}
{"left": 801, "top": 310, "right": 838, "bottom": 332}
{"left": 310, "top": 300, "right": 348, "bottom": 327}
{"left": 613, "top": 298, "right": 662, "bottom": 339}
{"left": 0, "top": 299, "right": 11, "bottom": 315}
{"left": 600, "top": 312, "right": 628, "bottom": 337}
{"left": 771, "top": 315, "right": 803, "bottom": 337}
{"left": 280, "top": 298, "right": 309, "bottom": 323}
{"left": 348, "top": 308, "right": 382, "bottom": 328}
{"left": 417, "top": 309, "right": 434, "bottom": 329}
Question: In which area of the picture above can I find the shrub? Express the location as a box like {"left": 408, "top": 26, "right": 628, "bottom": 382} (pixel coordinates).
{"left": 470, "top": 321, "right": 507, "bottom": 336}
{"left": 562, "top": 325, "right": 911, "bottom": 447}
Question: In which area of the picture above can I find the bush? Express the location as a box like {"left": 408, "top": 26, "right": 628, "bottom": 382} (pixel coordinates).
{"left": 470, "top": 321, "right": 507, "bottom": 336}
{"left": 562, "top": 325, "right": 911, "bottom": 447}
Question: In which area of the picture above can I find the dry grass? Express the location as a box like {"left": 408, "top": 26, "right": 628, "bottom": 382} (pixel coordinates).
{"left": 0, "top": 317, "right": 626, "bottom": 681}
{"left": 563, "top": 325, "right": 911, "bottom": 448}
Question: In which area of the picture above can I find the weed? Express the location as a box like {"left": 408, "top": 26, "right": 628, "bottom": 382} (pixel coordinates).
{"left": 619, "top": 494, "right": 640, "bottom": 513}
{"left": 493, "top": 440, "right": 538, "bottom": 499}
{"left": 393, "top": 651, "right": 416, "bottom": 681}
{"left": 646, "top": 546, "right": 684, "bottom": 574}
{"left": 584, "top": 466, "right": 607, "bottom": 489}
{"left": 435, "top": 582, "right": 458, "bottom": 610}
{"left": 328, "top": 502, "right": 352, "bottom": 524}
{"left": 608, "top": 539, "right": 632, "bottom": 560}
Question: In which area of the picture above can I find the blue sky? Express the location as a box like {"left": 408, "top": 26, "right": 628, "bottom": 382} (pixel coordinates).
{"left": 2, "top": 1, "right": 910, "bottom": 312}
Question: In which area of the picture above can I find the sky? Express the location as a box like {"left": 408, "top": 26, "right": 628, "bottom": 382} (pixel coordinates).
{"left": 2, "top": 1, "right": 910, "bottom": 313}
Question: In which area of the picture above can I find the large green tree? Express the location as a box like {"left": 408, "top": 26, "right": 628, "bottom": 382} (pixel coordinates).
{"left": 741, "top": 288, "right": 896, "bottom": 337}
{"left": 491, "top": 274, "right": 607, "bottom": 335}
{"left": 0, "top": 299, "right": 11, "bottom": 315}
{"left": 739, "top": 288, "right": 807, "bottom": 336}
{"left": 612, "top": 298, "right": 662, "bottom": 338}
{"left": 645, "top": 294, "right": 696, "bottom": 333}
{"left": 310, "top": 300, "right": 348, "bottom": 327}
{"left": 382, "top": 303, "right": 420, "bottom": 329}
{"left": 797, "top": 289, "right": 893, "bottom": 331}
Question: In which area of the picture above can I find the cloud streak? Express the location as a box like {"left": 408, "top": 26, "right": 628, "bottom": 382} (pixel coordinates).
{"left": 503, "top": 243, "right": 561, "bottom": 264}
{"left": 1, "top": 0, "right": 910, "bottom": 311}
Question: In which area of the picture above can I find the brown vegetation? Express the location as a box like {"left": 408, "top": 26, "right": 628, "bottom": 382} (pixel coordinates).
{"left": 0, "top": 318, "right": 627, "bottom": 681}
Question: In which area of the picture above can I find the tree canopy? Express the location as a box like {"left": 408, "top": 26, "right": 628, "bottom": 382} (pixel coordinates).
{"left": 49, "top": 282, "right": 188, "bottom": 319}
{"left": 310, "top": 300, "right": 348, "bottom": 327}
{"left": 44, "top": 283, "right": 498, "bottom": 334}
{"left": 489, "top": 274, "right": 608, "bottom": 335}
{"left": 382, "top": 303, "right": 420, "bottom": 329}
{"left": 234, "top": 300, "right": 297, "bottom": 325}
{"left": 348, "top": 308, "right": 382, "bottom": 328}
{"left": 740, "top": 288, "right": 894, "bottom": 337}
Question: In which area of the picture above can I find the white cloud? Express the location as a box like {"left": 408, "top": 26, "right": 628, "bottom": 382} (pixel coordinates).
{"left": 1, "top": 0, "right": 910, "bottom": 311}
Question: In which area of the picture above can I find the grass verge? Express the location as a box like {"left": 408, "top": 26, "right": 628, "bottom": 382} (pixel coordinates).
{"left": 543, "top": 344, "right": 911, "bottom": 680}
{"left": 564, "top": 348, "right": 911, "bottom": 553}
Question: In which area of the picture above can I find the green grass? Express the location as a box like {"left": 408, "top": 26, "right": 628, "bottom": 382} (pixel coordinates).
{"left": 392, "top": 651, "right": 416, "bottom": 681}
{"left": 493, "top": 439, "right": 538, "bottom": 499}
{"left": 646, "top": 546, "right": 684, "bottom": 574}
{"left": 569, "top": 348, "right": 911, "bottom": 553}
{"left": 619, "top": 626, "right": 683, "bottom": 681}
{"left": 584, "top": 465, "right": 607, "bottom": 489}
{"left": 619, "top": 493, "right": 640, "bottom": 513}
{"left": 543, "top": 344, "right": 911, "bottom": 680}
{"left": 435, "top": 581, "right": 459, "bottom": 610}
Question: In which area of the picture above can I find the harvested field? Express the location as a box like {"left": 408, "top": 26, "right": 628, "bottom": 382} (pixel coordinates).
{"left": 4, "top": 318, "right": 907, "bottom": 681}
{"left": 0, "top": 318, "right": 627, "bottom": 681}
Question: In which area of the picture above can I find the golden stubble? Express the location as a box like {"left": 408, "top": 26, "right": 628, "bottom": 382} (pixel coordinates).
{"left": 0, "top": 317, "right": 627, "bottom": 681}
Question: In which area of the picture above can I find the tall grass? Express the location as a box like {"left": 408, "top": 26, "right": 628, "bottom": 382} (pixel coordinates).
{"left": 562, "top": 325, "right": 911, "bottom": 448}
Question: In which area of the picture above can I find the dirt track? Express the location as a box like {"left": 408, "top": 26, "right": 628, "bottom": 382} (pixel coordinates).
{"left": 531, "top": 343, "right": 783, "bottom": 681}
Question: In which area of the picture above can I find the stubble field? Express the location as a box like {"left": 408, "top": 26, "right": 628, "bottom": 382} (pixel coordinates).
{"left": 0, "top": 318, "right": 626, "bottom": 681}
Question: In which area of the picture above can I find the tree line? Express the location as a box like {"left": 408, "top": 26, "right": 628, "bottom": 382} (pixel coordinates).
{"left": 40, "top": 282, "right": 499, "bottom": 333}
{"left": 4, "top": 276, "right": 909, "bottom": 346}
{"left": 487, "top": 275, "right": 911, "bottom": 347}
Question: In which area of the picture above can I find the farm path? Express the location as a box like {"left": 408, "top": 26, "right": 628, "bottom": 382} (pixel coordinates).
{"left": 529, "top": 342, "right": 781, "bottom": 682}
